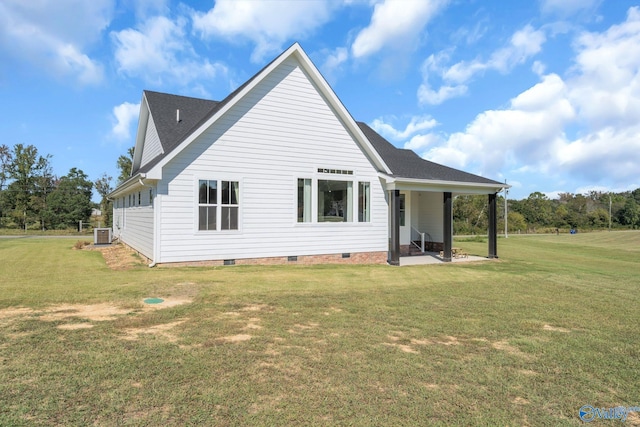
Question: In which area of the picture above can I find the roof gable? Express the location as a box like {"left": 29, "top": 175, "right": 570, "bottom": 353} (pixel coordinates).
{"left": 133, "top": 91, "right": 218, "bottom": 174}
{"left": 134, "top": 43, "right": 390, "bottom": 180}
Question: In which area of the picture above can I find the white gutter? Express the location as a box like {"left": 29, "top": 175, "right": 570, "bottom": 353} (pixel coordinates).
{"left": 108, "top": 173, "right": 147, "bottom": 198}
{"left": 136, "top": 178, "right": 157, "bottom": 268}
{"left": 379, "top": 172, "right": 509, "bottom": 193}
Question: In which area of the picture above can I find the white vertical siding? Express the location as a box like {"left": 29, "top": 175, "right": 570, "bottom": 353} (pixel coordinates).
{"left": 416, "top": 191, "right": 444, "bottom": 243}
{"left": 156, "top": 57, "right": 388, "bottom": 263}
{"left": 141, "top": 115, "right": 162, "bottom": 168}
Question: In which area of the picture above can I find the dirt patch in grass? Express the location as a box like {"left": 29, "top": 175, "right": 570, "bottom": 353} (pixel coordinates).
{"left": 542, "top": 324, "right": 571, "bottom": 333}
{"left": 89, "top": 243, "right": 145, "bottom": 270}
{"left": 57, "top": 323, "right": 94, "bottom": 330}
{"left": 218, "top": 334, "right": 252, "bottom": 343}
{"left": 0, "top": 295, "right": 193, "bottom": 333}
{"left": 626, "top": 411, "right": 640, "bottom": 425}
{"left": 142, "top": 297, "right": 193, "bottom": 310}
{"left": 512, "top": 397, "right": 530, "bottom": 405}
{"left": 40, "top": 303, "right": 131, "bottom": 322}
{"left": 122, "top": 320, "right": 187, "bottom": 342}
{"left": 385, "top": 333, "right": 462, "bottom": 354}
{"left": 0, "top": 307, "right": 34, "bottom": 326}
{"left": 492, "top": 340, "right": 533, "bottom": 360}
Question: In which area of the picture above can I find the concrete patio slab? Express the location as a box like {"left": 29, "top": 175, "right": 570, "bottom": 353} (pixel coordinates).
{"left": 399, "top": 252, "right": 489, "bottom": 266}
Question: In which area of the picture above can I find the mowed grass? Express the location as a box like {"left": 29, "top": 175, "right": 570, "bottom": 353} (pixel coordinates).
{"left": 0, "top": 232, "right": 639, "bottom": 426}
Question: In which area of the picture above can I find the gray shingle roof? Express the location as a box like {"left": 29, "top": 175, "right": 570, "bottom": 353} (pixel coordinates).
{"left": 357, "top": 122, "right": 503, "bottom": 185}
{"left": 135, "top": 93, "right": 502, "bottom": 187}
{"left": 135, "top": 49, "right": 284, "bottom": 175}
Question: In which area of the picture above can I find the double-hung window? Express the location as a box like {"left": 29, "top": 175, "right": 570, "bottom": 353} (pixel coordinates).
{"left": 198, "top": 180, "right": 217, "bottom": 231}
{"left": 198, "top": 180, "right": 239, "bottom": 231}
{"left": 221, "top": 181, "right": 239, "bottom": 230}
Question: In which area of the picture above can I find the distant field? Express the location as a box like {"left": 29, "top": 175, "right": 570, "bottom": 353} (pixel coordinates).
{"left": 0, "top": 231, "right": 639, "bottom": 425}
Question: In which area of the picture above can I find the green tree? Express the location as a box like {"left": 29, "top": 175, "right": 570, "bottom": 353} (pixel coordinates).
{"left": 618, "top": 198, "right": 639, "bottom": 229}
{"left": 45, "top": 168, "right": 93, "bottom": 229}
{"left": 3, "top": 144, "right": 53, "bottom": 230}
{"left": 507, "top": 211, "right": 527, "bottom": 233}
{"left": 516, "top": 192, "right": 553, "bottom": 228}
{"left": 94, "top": 173, "right": 113, "bottom": 227}
{"left": 587, "top": 208, "right": 609, "bottom": 228}
{"left": 0, "top": 144, "right": 10, "bottom": 191}
{"left": 117, "top": 146, "right": 134, "bottom": 184}
{"left": 453, "top": 195, "right": 487, "bottom": 234}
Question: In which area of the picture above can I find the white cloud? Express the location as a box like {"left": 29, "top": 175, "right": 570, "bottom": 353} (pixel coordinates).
{"left": 404, "top": 133, "right": 443, "bottom": 151}
{"left": 424, "top": 73, "right": 574, "bottom": 174}
{"left": 319, "top": 46, "right": 349, "bottom": 80}
{"left": 111, "top": 102, "right": 140, "bottom": 140}
{"left": 112, "top": 16, "right": 228, "bottom": 86}
{"left": 0, "top": 0, "right": 111, "bottom": 84}
{"left": 419, "top": 7, "right": 640, "bottom": 191}
{"left": 419, "top": 25, "right": 546, "bottom": 104}
{"left": 568, "top": 7, "right": 640, "bottom": 129}
{"left": 371, "top": 115, "right": 438, "bottom": 140}
{"left": 417, "top": 82, "right": 468, "bottom": 105}
{"left": 192, "top": 0, "right": 337, "bottom": 63}
{"left": 351, "top": 0, "right": 448, "bottom": 58}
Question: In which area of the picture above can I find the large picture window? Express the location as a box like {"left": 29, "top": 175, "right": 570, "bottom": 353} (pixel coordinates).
{"left": 318, "top": 180, "right": 352, "bottom": 222}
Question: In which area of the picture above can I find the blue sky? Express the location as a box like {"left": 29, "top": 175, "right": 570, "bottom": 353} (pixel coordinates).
{"left": 1, "top": 0, "right": 639, "bottom": 201}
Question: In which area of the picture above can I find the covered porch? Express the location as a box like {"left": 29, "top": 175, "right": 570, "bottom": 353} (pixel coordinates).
{"left": 385, "top": 178, "right": 508, "bottom": 266}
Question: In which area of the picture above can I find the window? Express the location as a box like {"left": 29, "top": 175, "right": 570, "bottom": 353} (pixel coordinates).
{"left": 318, "top": 180, "right": 352, "bottom": 222}
{"left": 358, "top": 182, "right": 370, "bottom": 222}
{"left": 138, "top": 191, "right": 141, "bottom": 206}
{"left": 399, "top": 194, "right": 406, "bottom": 227}
{"left": 221, "top": 181, "right": 239, "bottom": 230}
{"left": 198, "top": 180, "right": 239, "bottom": 231}
{"left": 149, "top": 189, "right": 153, "bottom": 205}
{"left": 297, "top": 178, "right": 311, "bottom": 222}
{"left": 198, "top": 180, "right": 217, "bottom": 231}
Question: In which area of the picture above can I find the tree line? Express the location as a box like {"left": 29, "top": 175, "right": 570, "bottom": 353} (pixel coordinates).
{"left": 0, "top": 143, "right": 132, "bottom": 231}
{"left": 1, "top": 142, "right": 639, "bottom": 233}
{"left": 454, "top": 189, "right": 640, "bottom": 235}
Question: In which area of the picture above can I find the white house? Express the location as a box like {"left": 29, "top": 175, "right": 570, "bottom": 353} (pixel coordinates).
{"left": 109, "top": 43, "right": 507, "bottom": 266}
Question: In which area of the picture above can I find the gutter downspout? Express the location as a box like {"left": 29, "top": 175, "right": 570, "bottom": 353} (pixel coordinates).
{"left": 138, "top": 178, "right": 157, "bottom": 268}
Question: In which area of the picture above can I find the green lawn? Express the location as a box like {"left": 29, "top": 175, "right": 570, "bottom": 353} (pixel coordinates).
{"left": 1, "top": 232, "right": 639, "bottom": 425}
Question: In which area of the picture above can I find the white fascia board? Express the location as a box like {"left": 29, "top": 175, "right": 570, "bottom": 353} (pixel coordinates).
{"left": 146, "top": 43, "right": 392, "bottom": 180}
{"left": 108, "top": 173, "right": 158, "bottom": 198}
{"left": 131, "top": 94, "right": 150, "bottom": 174}
{"left": 379, "top": 173, "right": 509, "bottom": 194}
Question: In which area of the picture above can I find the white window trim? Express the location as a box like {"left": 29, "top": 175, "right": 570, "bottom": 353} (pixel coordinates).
{"left": 195, "top": 176, "right": 242, "bottom": 233}
{"left": 294, "top": 172, "right": 373, "bottom": 226}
